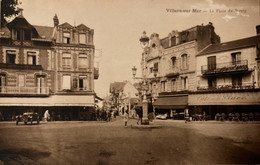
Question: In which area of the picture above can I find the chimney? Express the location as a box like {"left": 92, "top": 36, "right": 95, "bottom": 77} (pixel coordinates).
{"left": 256, "top": 25, "right": 260, "bottom": 35}
{"left": 53, "top": 14, "right": 59, "bottom": 27}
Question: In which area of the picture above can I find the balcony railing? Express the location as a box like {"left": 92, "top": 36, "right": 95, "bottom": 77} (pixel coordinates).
{"left": 12, "top": 40, "right": 32, "bottom": 46}
{"left": 0, "top": 63, "right": 43, "bottom": 70}
{"left": 197, "top": 82, "right": 255, "bottom": 91}
{"left": 0, "top": 86, "right": 49, "bottom": 95}
{"left": 201, "top": 60, "right": 248, "bottom": 75}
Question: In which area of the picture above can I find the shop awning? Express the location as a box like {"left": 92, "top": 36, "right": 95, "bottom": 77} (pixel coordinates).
{"left": 153, "top": 95, "right": 188, "bottom": 109}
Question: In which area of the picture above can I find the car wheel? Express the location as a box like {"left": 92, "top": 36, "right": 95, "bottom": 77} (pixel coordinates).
{"left": 24, "top": 122, "right": 27, "bottom": 125}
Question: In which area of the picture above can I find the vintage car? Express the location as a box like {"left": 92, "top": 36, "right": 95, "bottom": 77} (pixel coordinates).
{"left": 16, "top": 112, "right": 40, "bottom": 125}
{"left": 155, "top": 113, "right": 167, "bottom": 120}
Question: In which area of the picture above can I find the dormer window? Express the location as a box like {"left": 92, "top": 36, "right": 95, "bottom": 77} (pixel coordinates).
{"left": 79, "top": 34, "right": 86, "bottom": 44}
{"left": 63, "top": 32, "right": 71, "bottom": 44}
{"left": 13, "top": 29, "right": 31, "bottom": 41}
{"left": 24, "top": 30, "right": 31, "bottom": 41}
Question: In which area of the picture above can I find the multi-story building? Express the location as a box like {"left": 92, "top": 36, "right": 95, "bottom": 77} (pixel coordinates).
{"left": 140, "top": 23, "right": 220, "bottom": 115}
{"left": 189, "top": 26, "right": 260, "bottom": 119}
{"left": 0, "top": 13, "right": 99, "bottom": 120}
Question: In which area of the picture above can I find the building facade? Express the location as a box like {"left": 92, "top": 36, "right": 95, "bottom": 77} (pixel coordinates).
{"left": 0, "top": 13, "right": 99, "bottom": 120}
{"left": 189, "top": 28, "right": 260, "bottom": 119}
{"left": 140, "top": 23, "right": 220, "bottom": 116}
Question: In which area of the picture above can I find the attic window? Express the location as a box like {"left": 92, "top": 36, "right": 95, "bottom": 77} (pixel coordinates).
{"left": 79, "top": 34, "right": 86, "bottom": 44}
{"left": 63, "top": 32, "right": 71, "bottom": 44}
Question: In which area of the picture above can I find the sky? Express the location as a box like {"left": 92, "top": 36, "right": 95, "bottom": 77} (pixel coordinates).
{"left": 18, "top": 0, "right": 260, "bottom": 98}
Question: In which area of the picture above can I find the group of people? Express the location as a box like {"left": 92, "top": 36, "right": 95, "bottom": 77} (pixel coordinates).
{"left": 96, "top": 109, "right": 117, "bottom": 121}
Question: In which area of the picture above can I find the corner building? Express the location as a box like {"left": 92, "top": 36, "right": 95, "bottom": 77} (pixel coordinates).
{"left": 0, "top": 14, "right": 99, "bottom": 120}
{"left": 141, "top": 23, "right": 220, "bottom": 116}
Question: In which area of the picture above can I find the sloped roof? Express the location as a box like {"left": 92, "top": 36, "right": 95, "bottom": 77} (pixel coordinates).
{"left": 110, "top": 82, "right": 127, "bottom": 93}
{"left": 77, "top": 24, "right": 90, "bottom": 30}
{"left": 33, "top": 25, "right": 54, "bottom": 41}
{"left": 199, "top": 35, "right": 260, "bottom": 56}
{"left": 59, "top": 22, "right": 73, "bottom": 28}
{"left": 6, "top": 15, "right": 34, "bottom": 30}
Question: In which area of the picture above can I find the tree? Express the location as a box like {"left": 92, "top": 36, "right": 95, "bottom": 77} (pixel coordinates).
{"left": 1, "top": 0, "right": 20, "bottom": 27}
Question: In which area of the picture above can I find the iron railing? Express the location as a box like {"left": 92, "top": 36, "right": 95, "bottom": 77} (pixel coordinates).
{"left": 201, "top": 60, "right": 248, "bottom": 75}
{"left": 197, "top": 82, "right": 255, "bottom": 90}
{"left": 0, "top": 86, "right": 49, "bottom": 95}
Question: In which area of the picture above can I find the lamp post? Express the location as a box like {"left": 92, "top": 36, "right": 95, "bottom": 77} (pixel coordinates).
{"left": 131, "top": 31, "right": 152, "bottom": 124}
{"left": 132, "top": 66, "right": 149, "bottom": 124}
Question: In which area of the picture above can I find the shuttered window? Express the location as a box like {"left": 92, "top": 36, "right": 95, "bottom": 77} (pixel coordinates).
{"left": 62, "top": 75, "right": 71, "bottom": 90}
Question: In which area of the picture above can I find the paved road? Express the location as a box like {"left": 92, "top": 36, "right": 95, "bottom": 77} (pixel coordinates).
{"left": 0, "top": 117, "right": 260, "bottom": 165}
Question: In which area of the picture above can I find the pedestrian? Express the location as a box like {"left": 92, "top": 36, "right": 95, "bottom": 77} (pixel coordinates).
{"left": 137, "top": 108, "right": 143, "bottom": 125}
{"left": 108, "top": 111, "right": 111, "bottom": 121}
{"left": 44, "top": 110, "right": 50, "bottom": 122}
{"left": 124, "top": 112, "right": 129, "bottom": 127}
{"left": 113, "top": 111, "right": 116, "bottom": 118}
{"left": 184, "top": 108, "right": 189, "bottom": 123}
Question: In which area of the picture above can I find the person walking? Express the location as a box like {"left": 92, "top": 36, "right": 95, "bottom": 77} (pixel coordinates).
{"left": 44, "top": 110, "right": 50, "bottom": 122}
{"left": 124, "top": 112, "right": 129, "bottom": 127}
{"left": 137, "top": 108, "right": 143, "bottom": 125}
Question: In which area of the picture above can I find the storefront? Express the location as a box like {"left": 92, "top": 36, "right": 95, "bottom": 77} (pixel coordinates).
{"left": 153, "top": 95, "right": 188, "bottom": 119}
{"left": 189, "top": 90, "right": 260, "bottom": 120}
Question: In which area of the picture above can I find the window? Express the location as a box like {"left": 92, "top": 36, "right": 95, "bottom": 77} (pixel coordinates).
{"left": 207, "top": 56, "right": 216, "bottom": 71}
{"left": 36, "top": 75, "right": 45, "bottom": 94}
{"left": 79, "top": 54, "right": 88, "bottom": 68}
{"left": 24, "top": 30, "right": 31, "bottom": 41}
{"left": 154, "top": 63, "right": 158, "bottom": 72}
{"left": 231, "top": 52, "right": 241, "bottom": 65}
{"left": 6, "top": 50, "right": 16, "bottom": 64}
{"left": 208, "top": 77, "right": 216, "bottom": 89}
{"left": 62, "top": 75, "right": 71, "bottom": 90}
{"left": 232, "top": 75, "right": 242, "bottom": 88}
{"left": 63, "top": 32, "right": 71, "bottom": 44}
{"left": 16, "top": 30, "right": 21, "bottom": 40}
{"left": 150, "top": 67, "right": 153, "bottom": 74}
{"left": 79, "top": 34, "right": 86, "bottom": 44}
{"left": 171, "top": 79, "right": 176, "bottom": 91}
{"left": 62, "top": 53, "right": 71, "bottom": 68}
{"left": 27, "top": 52, "right": 36, "bottom": 65}
{"left": 18, "top": 75, "right": 25, "bottom": 87}
{"left": 181, "top": 54, "right": 188, "bottom": 69}
{"left": 181, "top": 77, "right": 187, "bottom": 90}
{"left": 161, "top": 81, "right": 166, "bottom": 92}
{"left": 0, "top": 75, "right": 6, "bottom": 87}
{"left": 171, "top": 57, "right": 176, "bottom": 69}
{"left": 79, "top": 76, "right": 87, "bottom": 90}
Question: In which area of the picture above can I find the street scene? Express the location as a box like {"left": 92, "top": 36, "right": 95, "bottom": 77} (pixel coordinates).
{"left": 0, "top": 118, "right": 260, "bottom": 165}
{"left": 1, "top": 0, "right": 260, "bottom": 164}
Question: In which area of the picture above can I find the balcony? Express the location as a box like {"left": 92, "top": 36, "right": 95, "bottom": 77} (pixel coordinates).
{"left": 0, "top": 86, "right": 50, "bottom": 96}
{"left": 201, "top": 60, "right": 249, "bottom": 75}
{"left": 197, "top": 82, "right": 255, "bottom": 91}
{"left": 94, "top": 67, "right": 99, "bottom": 79}
{"left": 12, "top": 40, "right": 32, "bottom": 46}
{"left": 0, "top": 63, "right": 43, "bottom": 70}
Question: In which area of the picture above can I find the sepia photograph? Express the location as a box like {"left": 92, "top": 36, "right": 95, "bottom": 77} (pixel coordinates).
{"left": 0, "top": 0, "right": 260, "bottom": 164}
